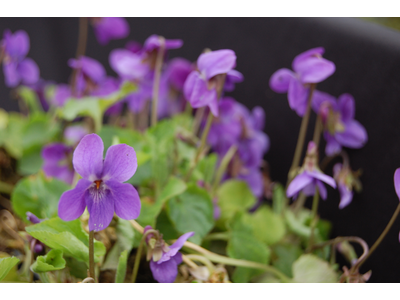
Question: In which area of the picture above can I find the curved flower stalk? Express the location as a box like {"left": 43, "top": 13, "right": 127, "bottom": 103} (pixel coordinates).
{"left": 184, "top": 49, "right": 238, "bottom": 116}
{"left": 287, "top": 141, "right": 336, "bottom": 200}
{"left": 269, "top": 47, "right": 335, "bottom": 116}
{"left": 26, "top": 212, "right": 44, "bottom": 253}
{"left": 313, "top": 91, "right": 368, "bottom": 156}
{"left": 41, "top": 125, "right": 88, "bottom": 185}
{"left": 143, "top": 226, "right": 194, "bottom": 283}
{"left": 58, "top": 133, "right": 141, "bottom": 232}
{"left": 0, "top": 29, "right": 40, "bottom": 87}
{"left": 90, "top": 17, "right": 130, "bottom": 46}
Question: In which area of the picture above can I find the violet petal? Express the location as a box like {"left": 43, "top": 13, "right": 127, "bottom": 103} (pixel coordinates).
{"left": 286, "top": 172, "right": 313, "bottom": 198}
{"left": 197, "top": 49, "right": 236, "bottom": 80}
{"left": 102, "top": 143, "right": 137, "bottom": 182}
{"left": 269, "top": 68, "right": 295, "bottom": 93}
{"left": 58, "top": 178, "right": 92, "bottom": 221}
{"left": 86, "top": 187, "right": 114, "bottom": 232}
{"left": 73, "top": 134, "right": 104, "bottom": 181}
{"left": 106, "top": 180, "right": 141, "bottom": 220}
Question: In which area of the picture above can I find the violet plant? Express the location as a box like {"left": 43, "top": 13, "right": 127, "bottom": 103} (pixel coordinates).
{"left": 1, "top": 18, "right": 400, "bottom": 284}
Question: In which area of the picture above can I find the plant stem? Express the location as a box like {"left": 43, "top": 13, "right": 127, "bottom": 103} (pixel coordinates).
{"left": 356, "top": 202, "right": 400, "bottom": 269}
{"left": 71, "top": 17, "right": 88, "bottom": 96}
{"left": 204, "top": 232, "right": 230, "bottom": 241}
{"left": 185, "top": 254, "right": 215, "bottom": 274}
{"left": 130, "top": 229, "right": 158, "bottom": 283}
{"left": 312, "top": 114, "right": 323, "bottom": 146}
{"left": 151, "top": 36, "right": 165, "bottom": 127}
{"left": 308, "top": 189, "right": 320, "bottom": 250}
{"left": 192, "top": 107, "right": 205, "bottom": 136}
{"left": 212, "top": 145, "right": 237, "bottom": 196}
{"left": 88, "top": 230, "right": 95, "bottom": 281}
{"left": 287, "top": 84, "right": 316, "bottom": 183}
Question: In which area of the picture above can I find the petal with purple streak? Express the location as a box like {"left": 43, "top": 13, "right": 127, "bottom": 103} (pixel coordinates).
{"left": 85, "top": 186, "right": 115, "bottom": 232}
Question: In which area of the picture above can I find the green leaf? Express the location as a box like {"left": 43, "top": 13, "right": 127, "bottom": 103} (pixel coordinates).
{"left": 102, "top": 219, "right": 136, "bottom": 270}
{"left": 11, "top": 172, "right": 70, "bottom": 221}
{"left": 31, "top": 249, "right": 66, "bottom": 273}
{"left": 292, "top": 254, "right": 339, "bottom": 283}
{"left": 115, "top": 250, "right": 129, "bottom": 283}
{"left": 17, "top": 144, "right": 43, "bottom": 175}
{"left": 272, "top": 244, "right": 303, "bottom": 277}
{"left": 158, "top": 177, "right": 187, "bottom": 203}
{"left": 21, "top": 113, "right": 60, "bottom": 150}
{"left": 17, "top": 86, "right": 43, "bottom": 113}
{"left": 195, "top": 153, "right": 217, "bottom": 184}
{"left": 98, "top": 125, "right": 146, "bottom": 154}
{"left": 2, "top": 113, "right": 26, "bottom": 158}
{"left": 242, "top": 206, "right": 286, "bottom": 245}
{"left": 156, "top": 209, "right": 180, "bottom": 241}
{"left": 272, "top": 183, "right": 287, "bottom": 214}
{"left": 284, "top": 209, "right": 312, "bottom": 239}
{"left": 227, "top": 231, "right": 271, "bottom": 283}
{"left": 0, "top": 257, "right": 20, "bottom": 282}
{"left": 216, "top": 180, "right": 256, "bottom": 230}
{"left": 166, "top": 184, "right": 214, "bottom": 244}
{"left": 65, "top": 257, "right": 88, "bottom": 279}
{"left": 25, "top": 217, "right": 106, "bottom": 264}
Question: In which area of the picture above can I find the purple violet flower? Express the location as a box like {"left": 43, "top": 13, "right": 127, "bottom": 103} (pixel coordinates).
{"left": 109, "top": 49, "right": 149, "bottom": 81}
{"left": 313, "top": 91, "right": 368, "bottom": 156}
{"left": 224, "top": 69, "right": 244, "bottom": 92}
{"left": 144, "top": 226, "right": 194, "bottom": 283}
{"left": 333, "top": 163, "right": 362, "bottom": 209}
{"left": 69, "top": 56, "right": 106, "bottom": 86}
{"left": 165, "top": 58, "right": 193, "bottom": 92}
{"left": 90, "top": 17, "right": 130, "bottom": 46}
{"left": 64, "top": 125, "right": 88, "bottom": 146}
{"left": 143, "top": 35, "right": 183, "bottom": 54}
{"left": 269, "top": 47, "right": 335, "bottom": 116}
{"left": 42, "top": 143, "right": 75, "bottom": 185}
{"left": 58, "top": 134, "right": 141, "bottom": 232}
{"left": 52, "top": 84, "right": 71, "bottom": 107}
{"left": 125, "top": 40, "right": 142, "bottom": 54}
{"left": 1, "top": 29, "right": 40, "bottom": 87}
{"left": 184, "top": 49, "right": 237, "bottom": 117}
{"left": 287, "top": 141, "right": 336, "bottom": 200}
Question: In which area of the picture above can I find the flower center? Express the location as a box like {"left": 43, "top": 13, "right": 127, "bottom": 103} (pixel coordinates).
{"left": 94, "top": 180, "right": 102, "bottom": 190}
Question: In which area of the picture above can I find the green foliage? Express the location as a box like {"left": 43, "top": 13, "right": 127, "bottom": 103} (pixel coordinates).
{"left": 272, "top": 244, "right": 303, "bottom": 277}
{"left": 0, "top": 256, "right": 20, "bottom": 282}
{"left": 216, "top": 180, "right": 257, "bottom": 230}
{"left": 17, "top": 86, "right": 43, "bottom": 113}
{"left": 272, "top": 183, "right": 287, "bottom": 214}
{"left": 292, "top": 254, "right": 339, "bottom": 283}
{"left": 31, "top": 249, "right": 66, "bottom": 273}
{"left": 11, "top": 172, "right": 70, "bottom": 221}
{"left": 26, "top": 217, "right": 106, "bottom": 264}
{"left": 115, "top": 250, "right": 129, "bottom": 283}
{"left": 166, "top": 184, "right": 214, "bottom": 244}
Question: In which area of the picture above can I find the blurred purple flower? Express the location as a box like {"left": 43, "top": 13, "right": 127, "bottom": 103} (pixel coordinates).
{"left": 125, "top": 40, "right": 142, "bottom": 54}
{"left": 287, "top": 141, "right": 336, "bottom": 200}
{"left": 224, "top": 69, "right": 244, "bottom": 92}
{"left": 269, "top": 47, "right": 335, "bottom": 116}
{"left": 144, "top": 226, "right": 194, "bottom": 283}
{"left": 313, "top": 91, "right": 368, "bottom": 156}
{"left": 1, "top": 29, "right": 39, "bottom": 87}
{"left": 91, "top": 17, "right": 129, "bottom": 46}
{"left": 58, "top": 134, "right": 140, "bottom": 232}
{"left": 42, "top": 143, "right": 74, "bottom": 185}
{"left": 333, "top": 162, "right": 362, "bottom": 209}
{"left": 52, "top": 84, "right": 71, "bottom": 107}
{"left": 184, "top": 49, "right": 237, "bottom": 117}
{"left": 69, "top": 56, "right": 106, "bottom": 85}
{"left": 109, "top": 49, "right": 149, "bottom": 81}
{"left": 143, "top": 34, "right": 183, "bottom": 54}
{"left": 64, "top": 125, "right": 88, "bottom": 146}
{"left": 165, "top": 58, "right": 193, "bottom": 92}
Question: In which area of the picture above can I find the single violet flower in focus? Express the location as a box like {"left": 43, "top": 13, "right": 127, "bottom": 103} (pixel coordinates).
{"left": 269, "top": 47, "right": 335, "bottom": 116}
{"left": 287, "top": 141, "right": 336, "bottom": 200}
{"left": 144, "top": 226, "right": 194, "bottom": 283}
{"left": 90, "top": 17, "right": 130, "bottom": 46}
{"left": 333, "top": 162, "right": 362, "bottom": 209}
{"left": 313, "top": 91, "right": 368, "bottom": 156}
{"left": 26, "top": 212, "right": 44, "bottom": 253}
{"left": 0, "top": 29, "right": 40, "bottom": 87}
{"left": 184, "top": 49, "right": 237, "bottom": 117}
{"left": 58, "top": 134, "right": 141, "bottom": 232}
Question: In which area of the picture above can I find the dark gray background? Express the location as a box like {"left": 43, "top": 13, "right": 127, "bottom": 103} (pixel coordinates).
{"left": 1, "top": 17, "right": 400, "bottom": 282}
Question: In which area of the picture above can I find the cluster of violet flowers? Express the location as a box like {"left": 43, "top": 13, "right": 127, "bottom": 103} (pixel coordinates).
{"left": 270, "top": 47, "right": 368, "bottom": 208}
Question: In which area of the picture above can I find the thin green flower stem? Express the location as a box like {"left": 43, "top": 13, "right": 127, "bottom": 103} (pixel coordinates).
{"left": 312, "top": 114, "right": 323, "bottom": 146}
{"left": 307, "top": 236, "right": 369, "bottom": 272}
{"left": 129, "top": 219, "right": 292, "bottom": 282}
{"left": 71, "top": 17, "right": 88, "bottom": 96}
{"left": 212, "top": 145, "right": 237, "bottom": 196}
{"left": 0, "top": 181, "right": 13, "bottom": 194}
{"left": 185, "top": 254, "right": 215, "bottom": 274}
{"left": 204, "top": 232, "right": 230, "bottom": 241}
{"left": 308, "top": 189, "right": 320, "bottom": 250}
{"left": 88, "top": 230, "right": 95, "bottom": 281}
{"left": 192, "top": 107, "right": 205, "bottom": 136}
{"left": 151, "top": 36, "right": 165, "bottom": 127}
{"left": 287, "top": 84, "right": 316, "bottom": 184}
{"left": 184, "top": 101, "right": 193, "bottom": 117}
{"left": 291, "top": 192, "right": 306, "bottom": 214}
{"left": 356, "top": 202, "right": 400, "bottom": 270}
{"left": 181, "top": 241, "right": 292, "bottom": 283}
{"left": 130, "top": 229, "right": 159, "bottom": 283}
